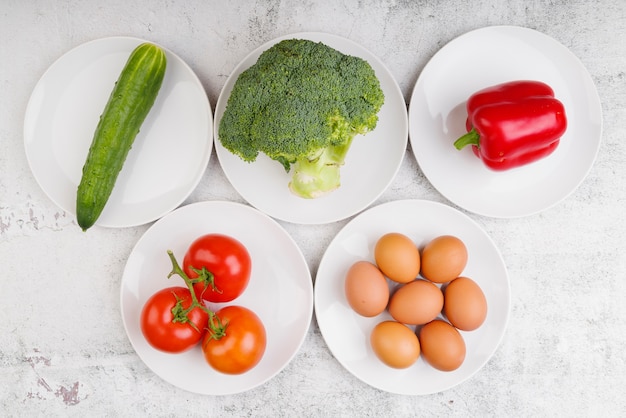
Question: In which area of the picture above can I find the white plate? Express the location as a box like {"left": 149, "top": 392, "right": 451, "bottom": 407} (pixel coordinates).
{"left": 408, "top": 26, "right": 602, "bottom": 218}
{"left": 24, "top": 37, "right": 213, "bottom": 228}
{"left": 214, "top": 32, "right": 408, "bottom": 225}
{"left": 314, "top": 199, "right": 510, "bottom": 395}
{"left": 120, "top": 201, "right": 313, "bottom": 395}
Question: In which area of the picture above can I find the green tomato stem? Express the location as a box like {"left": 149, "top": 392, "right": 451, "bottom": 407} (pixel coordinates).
{"left": 169, "top": 292, "right": 200, "bottom": 332}
{"left": 189, "top": 266, "right": 223, "bottom": 296}
{"left": 166, "top": 250, "right": 226, "bottom": 338}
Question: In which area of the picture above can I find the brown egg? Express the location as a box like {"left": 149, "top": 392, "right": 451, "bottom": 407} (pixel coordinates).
{"left": 420, "top": 235, "right": 468, "bottom": 284}
{"left": 344, "top": 261, "right": 390, "bottom": 317}
{"left": 388, "top": 279, "right": 443, "bottom": 325}
{"left": 419, "top": 319, "right": 466, "bottom": 371}
{"left": 374, "top": 232, "right": 420, "bottom": 284}
{"left": 443, "top": 277, "right": 487, "bottom": 331}
{"left": 370, "top": 321, "right": 421, "bottom": 369}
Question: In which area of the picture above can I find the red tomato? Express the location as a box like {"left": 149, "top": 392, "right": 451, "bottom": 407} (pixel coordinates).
{"left": 202, "top": 306, "right": 266, "bottom": 374}
{"left": 140, "top": 286, "right": 208, "bottom": 353}
{"left": 183, "top": 234, "right": 252, "bottom": 303}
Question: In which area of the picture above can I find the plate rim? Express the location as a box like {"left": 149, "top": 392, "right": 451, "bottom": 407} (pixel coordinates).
{"left": 213, "top": 31, "right": 408, "bottom": 225}
{"left": 407, "top": 25, "right": 603, "bottom": 218}
{"left": 23, "top": 35, "right": 214, "bottom": 228}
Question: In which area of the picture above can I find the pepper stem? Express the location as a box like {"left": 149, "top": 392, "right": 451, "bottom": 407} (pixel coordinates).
{"left": 453, "top": 129, "right": 480, "bottom": 150}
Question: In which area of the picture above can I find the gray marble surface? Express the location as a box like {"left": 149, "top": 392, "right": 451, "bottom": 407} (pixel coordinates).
{"left": 2, "top": 0, "right": 625, "bottom": 416}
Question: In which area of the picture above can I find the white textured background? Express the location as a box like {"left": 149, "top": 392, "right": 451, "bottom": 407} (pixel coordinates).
{"left": 2, "top": 0, "right": 625, "bottom": 416}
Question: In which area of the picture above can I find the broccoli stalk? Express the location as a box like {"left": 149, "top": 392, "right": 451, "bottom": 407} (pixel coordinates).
{"left": 289, "top": 135, "right": 354, "bottom": 198}
{"left": 218, "top": 38, "right": 385, "bottom": 199}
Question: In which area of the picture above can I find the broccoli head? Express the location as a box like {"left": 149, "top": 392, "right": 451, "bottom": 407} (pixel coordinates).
{"left": 218, "top": 38, "right": 385, "bottom": 199}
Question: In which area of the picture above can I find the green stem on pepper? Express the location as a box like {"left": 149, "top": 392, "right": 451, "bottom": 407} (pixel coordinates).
{"left": 453, "top": 129, "right": 480, "bottom": 150}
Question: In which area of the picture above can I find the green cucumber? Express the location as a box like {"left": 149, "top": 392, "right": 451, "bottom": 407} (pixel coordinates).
{"left": 76, "top": 42, "right": 167, "bottom": 231}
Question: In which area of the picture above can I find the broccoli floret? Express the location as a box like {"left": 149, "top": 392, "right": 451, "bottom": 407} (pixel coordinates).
{"left": 218, "top": 38, "right": 385, "bottom": 199}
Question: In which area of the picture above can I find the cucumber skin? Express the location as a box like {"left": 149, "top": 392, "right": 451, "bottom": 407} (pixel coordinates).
{"left": 76, "top": 42, "right": 167, "bottom": 231}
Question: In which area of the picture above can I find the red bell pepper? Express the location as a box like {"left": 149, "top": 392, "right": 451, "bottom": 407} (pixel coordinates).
{"left": 453, "top": 80, "right": 568, "bottom": 171}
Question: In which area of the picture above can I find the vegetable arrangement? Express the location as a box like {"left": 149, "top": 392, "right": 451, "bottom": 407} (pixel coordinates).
{"left": 63, "top": 33, "right": 575, "bottom": 391}
{"left": 218, "top": 39, "right": 385, "bottom": 199}
{"left": 76, "top": 42, "right": 167, "bottom": 231}
{"left": 140, "top": 234, "right": 266, "bottom": 375}
{"left": 344, "top": 232, "right": 487, "bottom": 372}
{"left": 453, "top": 80, "right": 568, "bottom": 170}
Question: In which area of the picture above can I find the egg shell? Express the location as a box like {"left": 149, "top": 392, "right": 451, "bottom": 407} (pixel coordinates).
{"left": 419, "top": 319, "right": 466, "bottom": 372}
{"left": 388, "top": 279, "right": 443, "bottom": 325}
{"left": 344, "top": 261, "right": 390, "bottom": 317}
{"left": 370, "top": 321, "right": 421, "bottom": 369}
{"left": 443, "top": 276, "right": 488, "bottom": 331}
{"left": 420, "top": 235, "right": 468, "bottom": 284}
{"left": 374, "top": 232, "right": 421, "bottom": 284}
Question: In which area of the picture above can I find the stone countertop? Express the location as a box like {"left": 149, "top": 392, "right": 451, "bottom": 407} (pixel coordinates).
{"left": 2, "top": 0, "right": 625, "bottom": 416}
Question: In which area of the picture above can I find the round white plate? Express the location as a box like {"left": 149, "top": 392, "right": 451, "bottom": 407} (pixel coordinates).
{"left": 408, "top": 26, "right": 602, "bottom": 218}
{"left": 121, "top": 201, "right": 313, "bottom": 395}
{"left": 24, "top": 36, "right": 213, "bottom": 228}
{"left": 214, "top": 32, "right": 408, "bottom": 225}
{"left": 314, "top": 199, "right": 510, "bottom": 395}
